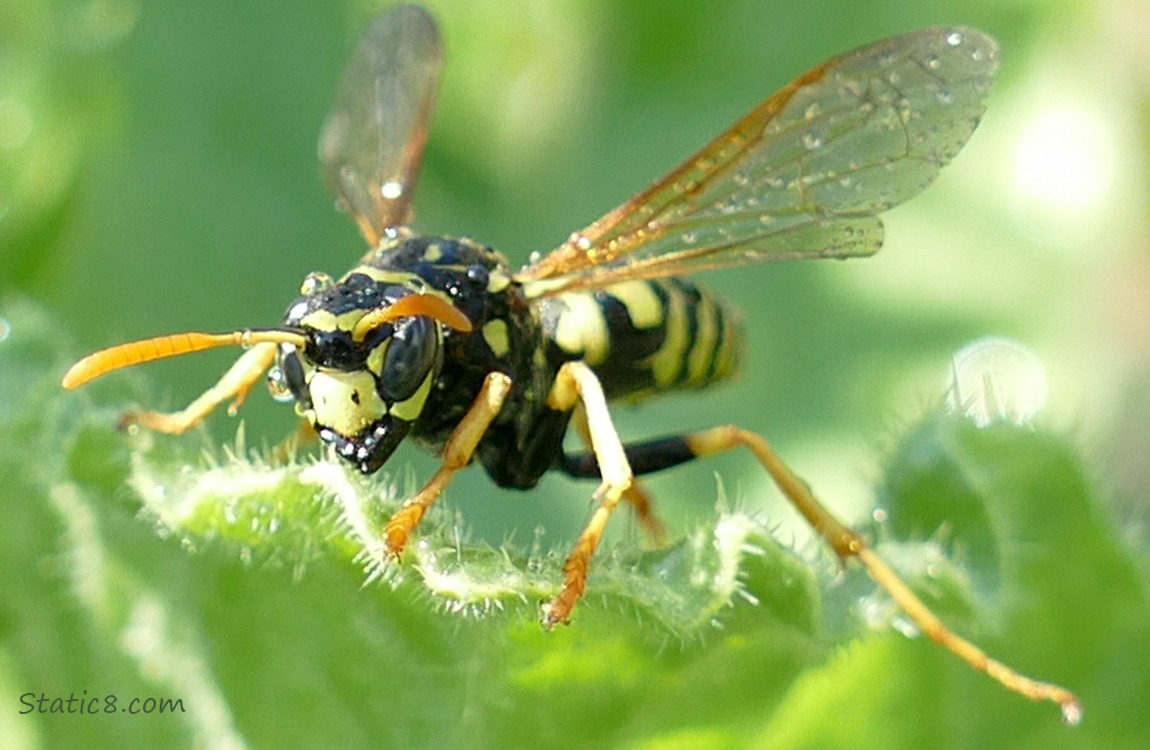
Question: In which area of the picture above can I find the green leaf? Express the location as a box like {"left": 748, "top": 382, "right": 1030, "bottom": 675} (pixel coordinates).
{"left": 4, "top": 298, "right": 1148, "bottom": 749}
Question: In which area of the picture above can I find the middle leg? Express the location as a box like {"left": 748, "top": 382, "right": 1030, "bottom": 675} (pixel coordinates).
{"left": 542, "top": 361, "right": 637, "bottom": 627}
{"left": 567, "top": 403, "right": 667, "bottom": 544}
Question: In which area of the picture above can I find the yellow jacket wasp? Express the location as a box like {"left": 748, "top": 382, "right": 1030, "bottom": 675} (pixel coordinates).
{"left": 63, "top": 4, "right": 1080, "bottom": 721}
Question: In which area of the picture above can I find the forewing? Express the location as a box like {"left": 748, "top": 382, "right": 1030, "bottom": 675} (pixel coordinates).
{"left": 319, "top": 5, "right": 442, "bottom": 246}
{"left": 522, "top": 27, "right": 997, "bottom": 292}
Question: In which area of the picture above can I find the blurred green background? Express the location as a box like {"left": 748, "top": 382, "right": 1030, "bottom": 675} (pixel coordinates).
{"left": 3, "top": 0, "right": 1148, "bottom": 747}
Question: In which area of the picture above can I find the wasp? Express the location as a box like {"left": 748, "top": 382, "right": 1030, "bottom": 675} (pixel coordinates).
{"left": 63, "top": 4, "right": 1080, "bottom": 721}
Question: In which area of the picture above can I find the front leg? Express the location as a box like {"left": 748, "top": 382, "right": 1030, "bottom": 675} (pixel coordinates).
{"left": 119, "top": 342, "right": 279, "bottom": 434}
{"left": 384, "top": 371, "right": 513, "bottom": 555}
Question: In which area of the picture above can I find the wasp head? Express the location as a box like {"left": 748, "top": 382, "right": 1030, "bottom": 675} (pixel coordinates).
{"left": 268, "top": 271, "right": 470, "bottom": 474}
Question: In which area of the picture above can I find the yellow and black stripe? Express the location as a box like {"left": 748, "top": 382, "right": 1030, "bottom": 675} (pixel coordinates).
{"left": 539, "top": 277, "right": 743, "bottom": 403}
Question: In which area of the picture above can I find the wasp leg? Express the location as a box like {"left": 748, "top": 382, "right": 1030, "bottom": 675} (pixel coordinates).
{"left": 384, "top": 372, "right": 513, "bottom": 556}
{"left": 620, "top": 481, "right": 666, "bottom": 544}
{"left": 568, "top": 404, "right": 667, "bottom": 544}
{"left": 119, "top": 342, "right": 278, "bottom": 434}
{"left": 569, "top": 425, "right": 1081, "bottom": 718}
{"left": 543, "top": 362, "right": 637, "bottom": 627}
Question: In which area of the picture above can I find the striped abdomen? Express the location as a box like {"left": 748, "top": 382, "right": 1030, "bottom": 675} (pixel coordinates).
{"left": 538, "top": 278, "right": 743, "bottom": 402}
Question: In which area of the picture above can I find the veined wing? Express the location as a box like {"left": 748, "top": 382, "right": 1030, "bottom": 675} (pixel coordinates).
{"left": 319, "top": 4, "right": 442, "bottom": 248}
{"left": 520, "top": 27, "right": 997, "bottom": 293}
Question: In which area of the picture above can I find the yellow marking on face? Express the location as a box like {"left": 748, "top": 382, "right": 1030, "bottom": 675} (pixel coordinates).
{"left": 298, "top": 309, "right": 339, "bottom": 333}
{"left": 299, "top": 308, "right": 366, "bottom": 333}
{"left": 482, "top": 319, "right": 510, "bottom": 358}
{"left": 550, "top": 293, "right": 609, "bottom": 366}
{"left": 648, "top": 284, "right": 689, "bottom": 387}
{"left": 366, "top": 339, "right": 388, "bottom": 376}
{"left": 606, "top": 280, "right": 663, "bottom": 330}
{"left": 389, "top": 369, "right": 434, "bottom": 422}
{"left": 423, "top": 243, "right": 443, "bottom": 262}
{"left": 308, "top": 369, "right": 388, "bottom": 437}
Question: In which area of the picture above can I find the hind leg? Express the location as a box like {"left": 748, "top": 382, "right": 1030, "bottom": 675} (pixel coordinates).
{"left": 561, "top": 424, "right": 1080, "bottom": 717}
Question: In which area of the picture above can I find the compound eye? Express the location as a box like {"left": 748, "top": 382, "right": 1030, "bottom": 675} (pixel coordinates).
{"left": 378, "top": 316, "right": 437, "bottom": 402}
